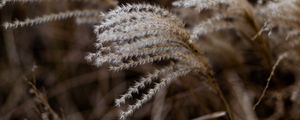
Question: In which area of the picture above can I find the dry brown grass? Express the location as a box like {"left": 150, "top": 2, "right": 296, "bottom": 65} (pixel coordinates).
{"left": 0, "top": 0, "right": 300, "bottom": 120}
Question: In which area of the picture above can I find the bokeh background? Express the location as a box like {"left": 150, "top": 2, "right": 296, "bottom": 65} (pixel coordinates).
{"left": 1, "top": 0, "right": 300, "bottom": 120}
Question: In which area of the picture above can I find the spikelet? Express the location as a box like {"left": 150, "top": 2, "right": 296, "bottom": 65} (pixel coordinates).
{"left": 0, "top": 0, "right": 42, "bottom": 9}
{"left": 86, "top": 4, "right": 211, "bottom": 119}
{"left": 258, "top": 0, "right": 300, "bottom": 54}
{"left": 173, "top": 0, "right": 243, "bottom": 41}
{"left": 172, "top": 0, "right": 237, "bottom": 12}
{"left": 257, "top": 0, "right": 300, "bottom": 33}
{"left": 3, "top": 9, "right": 102, "bottom": 29}
{"left": 0, "top": 0, "right": 102, "bottom": 9}
{"left": 191, "top": 14, "right": 236, "bottom": 39}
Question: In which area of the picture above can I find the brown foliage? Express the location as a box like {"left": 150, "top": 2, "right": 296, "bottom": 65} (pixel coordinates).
{"left": 0, "top": 0, "right": 300, "bottom": 120}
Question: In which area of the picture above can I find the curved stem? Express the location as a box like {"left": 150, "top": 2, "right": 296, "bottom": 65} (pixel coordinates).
{"left": 188, "top": 39, "right": 233, "bottom": 120}
{"left": 207, "top": 75, "right": 234, "bottom": 120}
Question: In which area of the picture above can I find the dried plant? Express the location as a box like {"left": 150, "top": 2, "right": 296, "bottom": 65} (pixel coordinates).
{"left": 86, "top": 4, "right": 219, "bottom": 119}
{"left": 23, "top": 66, "right": 62, "bottom": 120}
{"left": 1, "top": 0, "right": 300, "bottom": 120}
{"left": 172, "top": 0, "right": 237, "bottom": 12}
{"left": 2, "top": 9, "right": 102, "bottom": 29}
{"left": 172, "top": 0, "right": 300, "bottom": 119}
{"left": 27, "top": 80, "right": 62, "bottom": 120}
{"left": 1, "top": 0, "right": 116, "bottom": 29}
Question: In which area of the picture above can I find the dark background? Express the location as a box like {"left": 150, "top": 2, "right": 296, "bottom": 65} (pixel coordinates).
{"left": 0, "top": 0, "right": 299, "bottom": 120}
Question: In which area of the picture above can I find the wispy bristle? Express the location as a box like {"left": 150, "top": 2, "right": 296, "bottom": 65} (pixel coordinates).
{"left": 173, "top": 0, "right": 237, "bottom": 12}
{"left": 3, "top": 9, "right": 101, "bottom": 29}
{"left": 86, "top": 4, "right": 211, "bottom": 119}
{"left": 115, "top": 65, "right": 175, "bottom": 107}
{"left": 120, "top": 65, "right": 192, "bottom": 119}
{"left": 191, "top": 14, "right": 236, "bottom": 39}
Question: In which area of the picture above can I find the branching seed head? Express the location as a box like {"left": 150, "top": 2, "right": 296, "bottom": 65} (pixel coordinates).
{"left": 86, "top": 4, "right": 211, "bottom": 119}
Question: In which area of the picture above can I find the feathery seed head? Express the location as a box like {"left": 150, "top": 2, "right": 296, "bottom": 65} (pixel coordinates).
{"left": 173, "top": 0, "right": 237, "bottom": 12}
{"left": 86, "top": 4, "right": 211, "bottom": 119}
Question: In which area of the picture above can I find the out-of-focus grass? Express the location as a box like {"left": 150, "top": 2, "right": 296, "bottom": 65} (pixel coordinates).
{"left": 0, "top": 0, "right": 300, "bottom": 120}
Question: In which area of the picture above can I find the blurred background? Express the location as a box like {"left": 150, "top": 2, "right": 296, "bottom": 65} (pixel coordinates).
{"left": 1, "top": 0, "right": 300, "bottom": 120}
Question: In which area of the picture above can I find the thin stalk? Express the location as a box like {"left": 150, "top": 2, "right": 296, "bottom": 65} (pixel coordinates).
{"left": 188, "top": 42, "right": 233, "bottom": 120}
{"left": 207, "top": 75, "right": 234, "bottom": 120}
